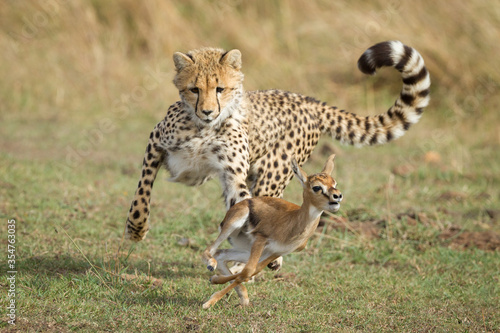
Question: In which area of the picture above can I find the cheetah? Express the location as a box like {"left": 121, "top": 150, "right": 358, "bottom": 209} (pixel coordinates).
{"left": 125, "top": 41, "right": 430, "bottom": 243}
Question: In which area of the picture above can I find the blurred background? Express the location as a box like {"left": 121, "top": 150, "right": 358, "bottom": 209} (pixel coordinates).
{"left": 1, "top": 1, "right": 498, "bottom": 141}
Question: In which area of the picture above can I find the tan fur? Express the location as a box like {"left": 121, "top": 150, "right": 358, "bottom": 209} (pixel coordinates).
{"left": 201, "top": 154, "right": 342, "bottom": 308}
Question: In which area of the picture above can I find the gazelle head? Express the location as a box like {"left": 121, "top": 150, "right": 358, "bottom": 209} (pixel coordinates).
{"left": 291, "top": 154, "right": 342, "bottom": 213}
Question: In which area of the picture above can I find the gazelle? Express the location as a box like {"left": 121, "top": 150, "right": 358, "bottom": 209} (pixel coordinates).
{"left": 201, "top": 154, "right": 342, "bottom": 309}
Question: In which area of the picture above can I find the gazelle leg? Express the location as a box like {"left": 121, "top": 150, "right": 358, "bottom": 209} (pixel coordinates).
{"left": 210, "top": 272, "right": 241, "bottom": 285}
{"left": 295, "top": 239, "right": 309, "bottom": 252}
{"left": 217, "top": 258, "right": 249, "bottom": 306}
{"left": 210, "top": 248, "right": 251, "bottom": 285}
{"left": 255, "top": 254, "right": 281, "bottom": 273}
{"left": 203, "top": 235, "right": 267, "bottom": 308}
{"left": 203, "top": 280, "right": 241, "bottom": 309}
{"left": 201, "top": 211, "right": 249, "bottom": 271}
{"left": 203, "top": 253, "right": 281, "bottom": 309}
{"left": 211, "top": 252, "right": 280, "bottom": 284}
{"left": 210, "top": 235, "right": 267, "bottom": 284}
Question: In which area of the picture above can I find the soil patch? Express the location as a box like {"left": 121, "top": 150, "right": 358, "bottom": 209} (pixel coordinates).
{"left": 318, "top": 214, "right": 383, "bottom": 240}
{"left": 319, "top": 210, "right": 500, "bottom": 252}
{"left": 439, "top": 227, "right": 500, "bottom": 251}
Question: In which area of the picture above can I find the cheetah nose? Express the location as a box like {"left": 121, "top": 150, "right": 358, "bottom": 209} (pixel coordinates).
{"left": 202, "top": 110, "right": 214, "bottom": 116}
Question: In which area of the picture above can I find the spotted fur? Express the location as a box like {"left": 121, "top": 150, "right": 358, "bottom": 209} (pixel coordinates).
{"left": 125, "top": 41, "right": 430, "bottom": 241}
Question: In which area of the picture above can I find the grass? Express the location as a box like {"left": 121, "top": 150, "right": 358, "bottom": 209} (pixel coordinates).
{"left": 1, "top": 132, "right": 499, "bottom": 332}
{"left": 1, "top": 1, "right": 499, "bottom": 332}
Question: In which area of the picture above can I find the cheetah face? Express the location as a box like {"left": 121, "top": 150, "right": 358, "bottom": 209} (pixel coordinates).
{"left": 173, "top": 48, "right": 244, "bottom": 126}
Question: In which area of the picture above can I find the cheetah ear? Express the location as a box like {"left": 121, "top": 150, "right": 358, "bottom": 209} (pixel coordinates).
{"left": 173, "top": 52, "right": 194, "bottom": 71}
{"left": 291, "top": 157, "right": 308, "bottom": 188}
{"left": 321, "top": 154, "right": 336, "bottom": 175}
{"left": 220, "top": 49, "right": 242, "bottom": 70}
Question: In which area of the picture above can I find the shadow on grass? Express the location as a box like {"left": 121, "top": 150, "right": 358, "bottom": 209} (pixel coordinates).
{"left": 17, "top": 253, "right": 91, "bottom": 276}
{"left": 17, "top": 252, "right": 201, "bottom": 280}
{"left": 114, "top": 291, "right": 202, "bottom": 307}
{"left": 16, "top": 253, "right": 204, "bottom": 306}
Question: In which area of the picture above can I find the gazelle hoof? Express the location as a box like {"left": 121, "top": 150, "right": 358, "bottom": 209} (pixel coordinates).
{"left": 267, "top": 259, "right": 282, "bottom": 271}
{"left": 207, "top": 259, "right": 217, "bottom": 271}
{"left": 209, "top": 275, "right": 220, "bottom": 284}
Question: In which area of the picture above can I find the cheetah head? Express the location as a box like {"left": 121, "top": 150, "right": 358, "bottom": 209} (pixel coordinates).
{"left": 173, "top": 47, "right": 245, "bottom": 127}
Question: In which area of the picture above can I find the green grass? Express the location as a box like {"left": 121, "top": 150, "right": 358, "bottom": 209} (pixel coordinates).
{"left": 1, "top": 123, "right": 499, "bottom": 331}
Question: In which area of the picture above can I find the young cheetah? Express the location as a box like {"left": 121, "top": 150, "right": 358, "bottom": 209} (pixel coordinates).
{"left": 125, "top": 41, "right": 430, "bottom": 243}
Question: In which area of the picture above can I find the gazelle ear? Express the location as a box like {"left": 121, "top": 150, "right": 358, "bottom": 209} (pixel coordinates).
{"left": 220, "top": 49, "right": 242, "bottom": 70}
{"left": 321, "top": 154, "right": 336, "bottom": 175}
{"left": 173, "top": 52, "right": 194, "bottom": 71}
{"left": 291, "top": 157, "right": 308, "bottom": 187}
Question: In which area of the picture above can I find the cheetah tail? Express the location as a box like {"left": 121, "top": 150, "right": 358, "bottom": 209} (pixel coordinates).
{"left": 325, "top": 41, "right": 431, "bottom": 146}
{"left": 125, "top": 125, "right": 165, "bottom": 242}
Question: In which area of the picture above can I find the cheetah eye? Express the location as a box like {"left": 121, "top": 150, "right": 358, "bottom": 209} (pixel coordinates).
{"left": 312, "top": 186, "right": 322, "bottom": 193}
{"left": 190, "top": 87, "right": 199, "bottom": 94}
{"left": 216, "top": 87, "right": 225, "bottom": 94}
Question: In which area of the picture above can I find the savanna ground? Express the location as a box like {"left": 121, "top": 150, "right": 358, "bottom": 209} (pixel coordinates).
{"left": 1, "top": 1, "right": 499, "bottom": 332}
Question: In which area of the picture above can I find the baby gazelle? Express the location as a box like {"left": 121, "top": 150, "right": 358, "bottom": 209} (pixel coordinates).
{"left": 201, "top": 154, "right": 342, "bottom": 309}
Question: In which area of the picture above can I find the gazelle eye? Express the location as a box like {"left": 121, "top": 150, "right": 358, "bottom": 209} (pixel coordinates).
{"left": 216, "top": 87, "right": 225, "bottom": 93}
{"left": 312, "top": 186, "right": 322, "bottom": 193}
{"left": 190, "top": 87, "right": 199, "bottom": 94}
